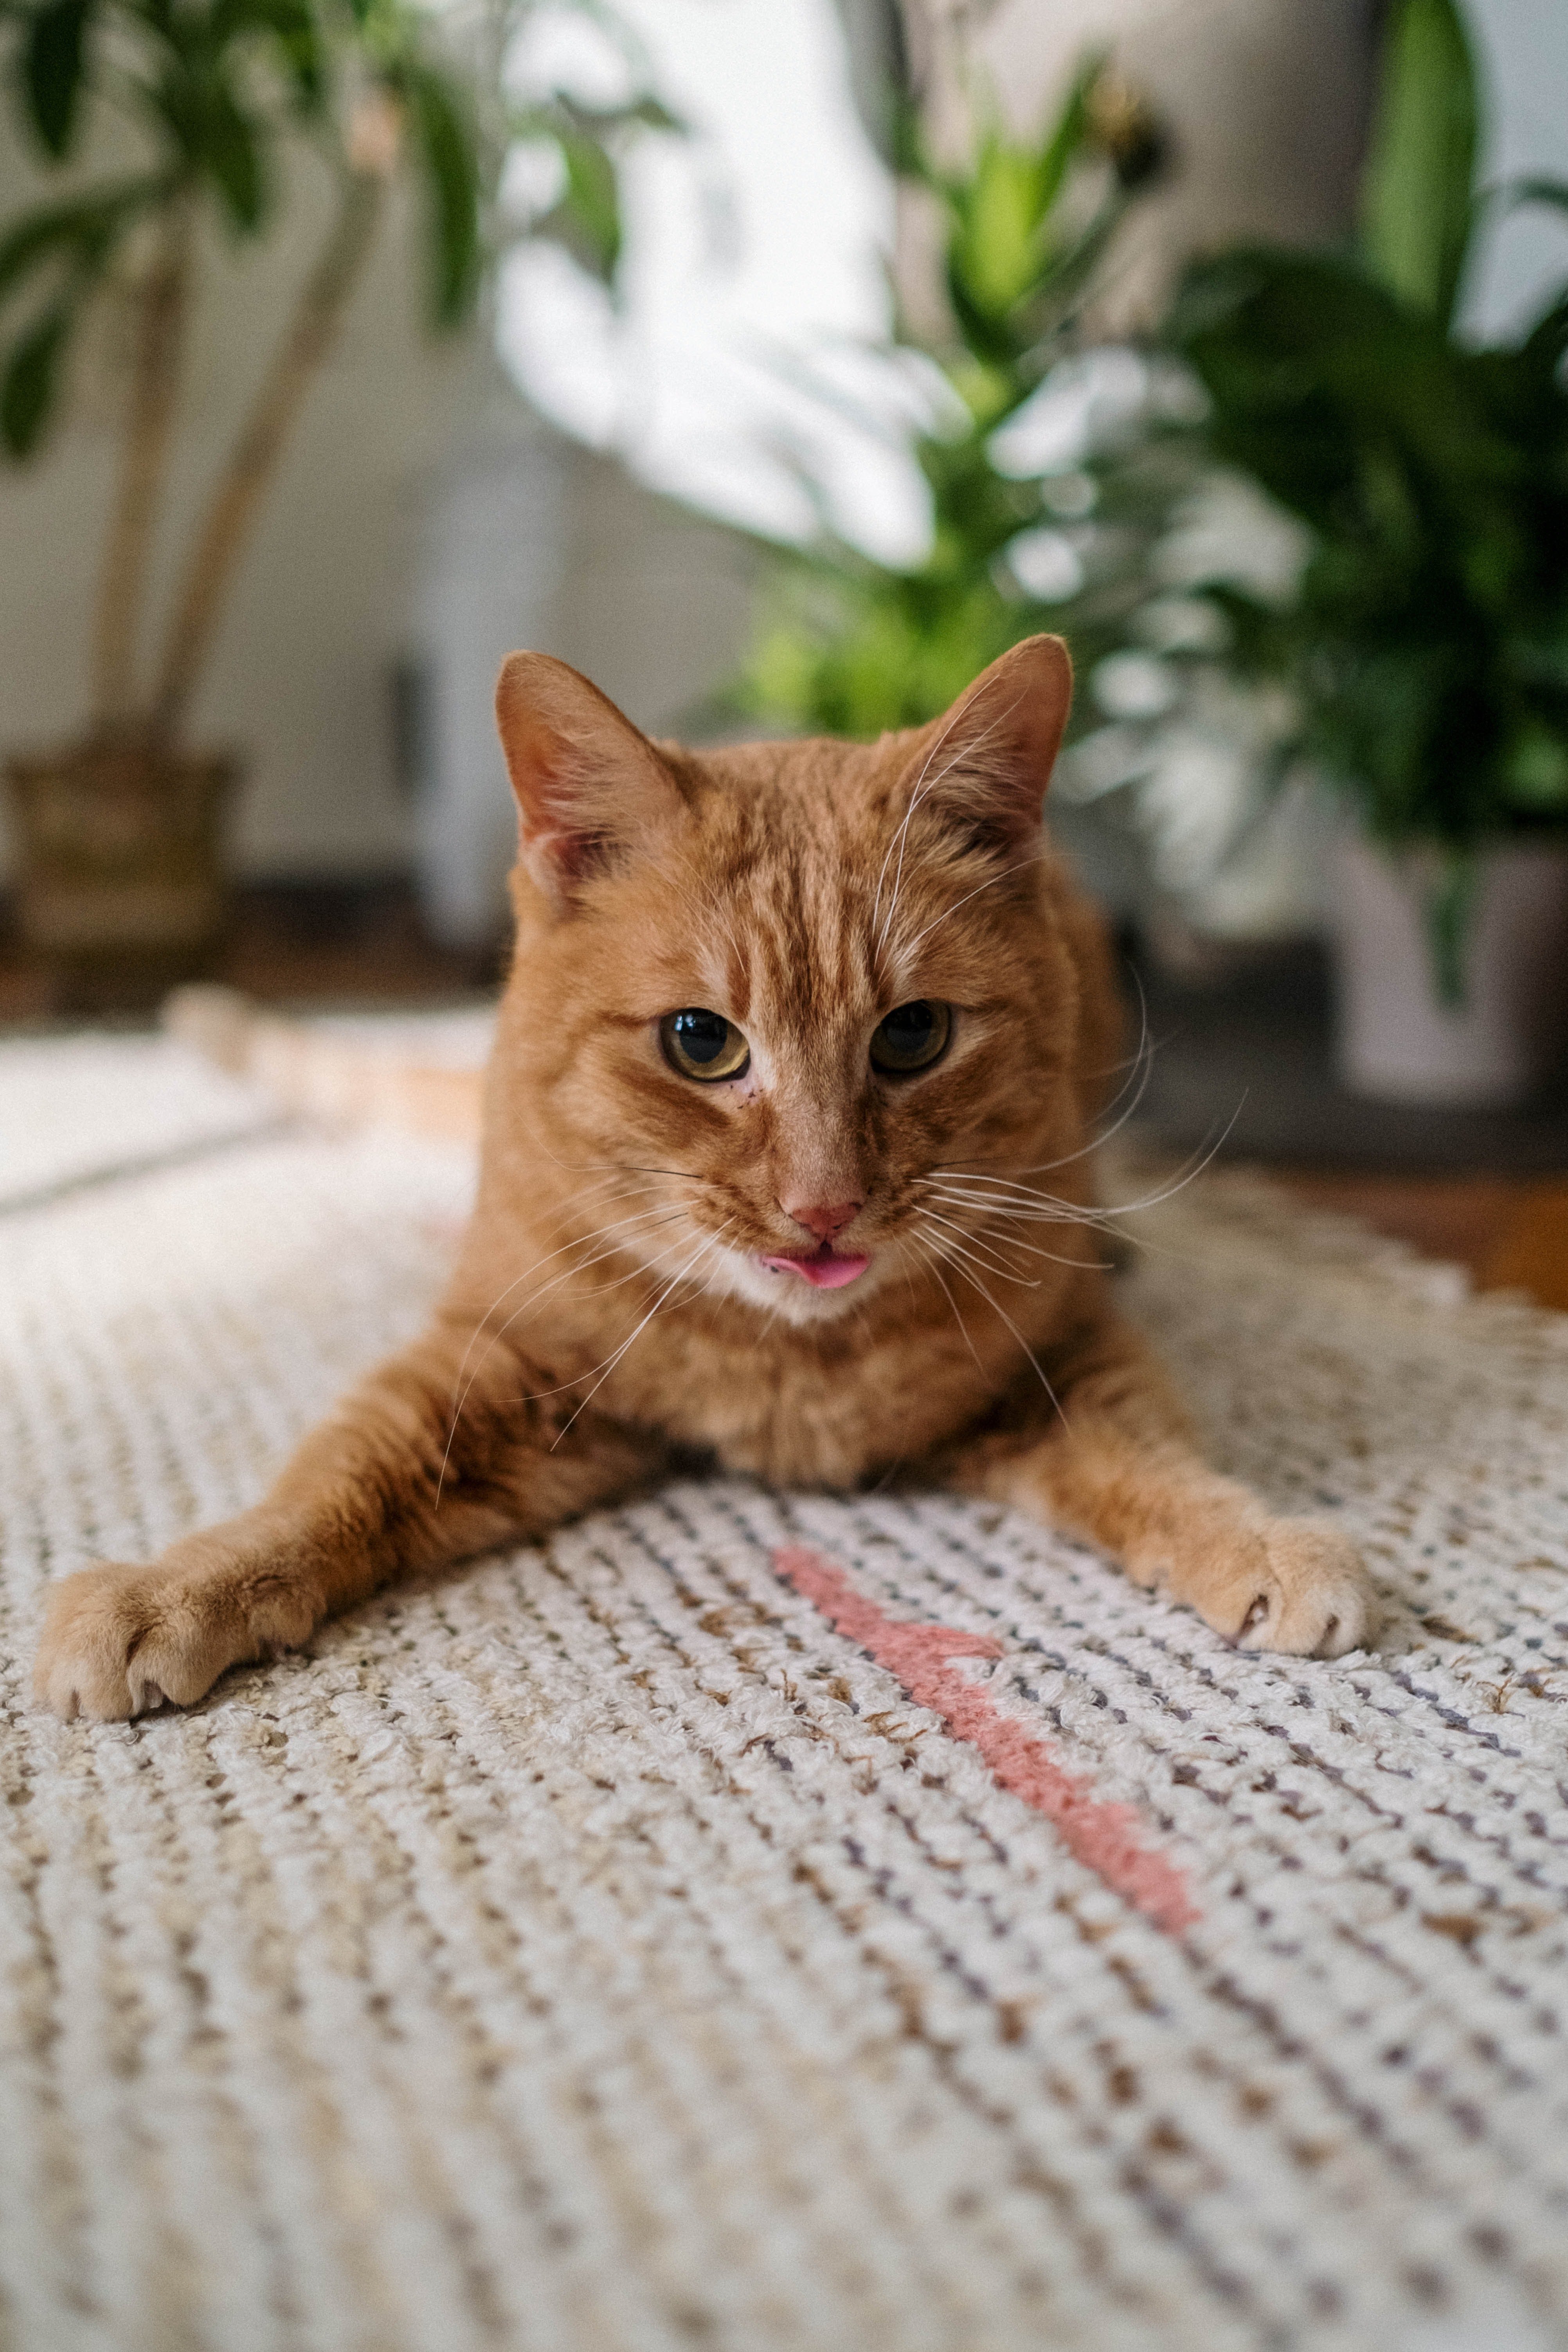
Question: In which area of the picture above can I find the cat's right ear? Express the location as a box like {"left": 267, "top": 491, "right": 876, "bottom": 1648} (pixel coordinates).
{"left": 495, "top": 652, "right": 685, "bottom": 910}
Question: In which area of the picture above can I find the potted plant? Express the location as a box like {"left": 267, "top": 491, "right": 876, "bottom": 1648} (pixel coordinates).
{"left": 1166, "top": 0, "right": 1568, "bottom": 1104}
{"left": 735, "top": 56, "right": 1171, "bottom": 740}
{"left": 0, "top": 0, "right": 675, "bottom": 1003}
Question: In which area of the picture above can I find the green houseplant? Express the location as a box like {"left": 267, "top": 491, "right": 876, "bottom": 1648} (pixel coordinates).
{"left": 0, "top": 0, "right": 672, "bottom": 999}
{"left": 736, "top": 57, "right": 1174, "bottom": 742}
{"left": 1164, "top": 0, "right": 1568, "bottom": 1100}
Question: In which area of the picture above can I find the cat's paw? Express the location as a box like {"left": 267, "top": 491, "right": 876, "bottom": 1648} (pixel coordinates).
{"left": 1227, "top": 1521, "right": 1379, "bottom": 1658}
{"left": 33, "top": 1561, "right": 248, "bottom": 1722}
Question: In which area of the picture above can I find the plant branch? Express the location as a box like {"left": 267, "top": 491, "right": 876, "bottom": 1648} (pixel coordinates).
{"left": 92, "top": 198, "right": 192, "bottom": 731}
{"left": 149, "top": 166, "right": 384, "bottom": 738}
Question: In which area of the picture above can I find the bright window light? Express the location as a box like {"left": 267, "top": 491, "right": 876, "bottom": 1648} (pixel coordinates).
{"left": 495, "top": 0, "right": 930, "bottom": 563}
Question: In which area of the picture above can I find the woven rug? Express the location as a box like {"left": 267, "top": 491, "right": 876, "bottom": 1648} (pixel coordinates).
{"left": 2, "top": 1032, "right": 1566, "bottom": 2352}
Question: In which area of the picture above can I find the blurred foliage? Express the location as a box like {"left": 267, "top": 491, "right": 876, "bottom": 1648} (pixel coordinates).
{"left": 0, "top": 0, "right": 478, "bottom": 456}
{"left": 0, "top": 0, "right": 678, "bottom": 459}
{"left": 741, "top": 0, "right": 1568, "bottom": 1002}
{"left": 506, "top": 89, "right": 682, "bottom": 288}
{"left": 1166, "top": 0, "right": 1568, "bottom": 995}
{"left": 0, "top": 0, "right": 679, "bottom": 744}
{"left": 736, "top": 57, "right": 1179, "bottom": 741}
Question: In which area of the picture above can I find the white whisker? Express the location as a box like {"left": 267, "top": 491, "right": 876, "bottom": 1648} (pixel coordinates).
{"left": 548, "top": 1222, "right": 735, "bottom": 1448}
{"left": 908, "top": 1234, "right": 990, "bottom": 1381}
{"left": 944, "top": 1250, "right": 1070, "bottom": 1433}
{"left": 902, "top": 849, "right": 1050, "bottom": 951}
{"left": 922, "top": 1192, "right": 1111, "bottom": 1272}
{"left": 436, "top": 1192, "right": 684, "bottom": 1503}
{"left": 913, "top": 1207, "right": 1042, "bottom": 1288}
{"left": 873, "top": 693, "right": 1023, "bottom": 965}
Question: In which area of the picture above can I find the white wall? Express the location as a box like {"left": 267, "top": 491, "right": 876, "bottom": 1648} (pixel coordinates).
{"left": 1465, "top": 0, "right": 1568, "bottom": 339}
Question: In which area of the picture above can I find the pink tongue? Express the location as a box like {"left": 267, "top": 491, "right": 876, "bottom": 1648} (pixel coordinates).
{"left": 761, "top": 1249, "right": 870, "bottom": 1290}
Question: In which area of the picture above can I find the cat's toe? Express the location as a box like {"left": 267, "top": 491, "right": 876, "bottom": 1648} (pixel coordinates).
{"left": 33, "top": 1565, "right": 229, "bottom": 1721}
{"left": 1237, "top": 1524, "right": 1380, "bottom": 1659}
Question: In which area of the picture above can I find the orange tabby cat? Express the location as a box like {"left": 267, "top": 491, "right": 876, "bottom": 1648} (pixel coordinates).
{"left": 34, "top": 634, "right": 1378, "bottom": 1720}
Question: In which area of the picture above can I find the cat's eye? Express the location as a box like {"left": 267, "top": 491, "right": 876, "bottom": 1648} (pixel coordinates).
{"left": 660, "top": 1008, "right": 751, "bottom": 1082}
{"left": 870, "top": 1000, "right": 951, "bottom": 1076}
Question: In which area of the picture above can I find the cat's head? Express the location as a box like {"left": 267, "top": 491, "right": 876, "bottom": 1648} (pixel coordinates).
{"left": 493, "top": 635, "right": 1107, "bottom": 1327}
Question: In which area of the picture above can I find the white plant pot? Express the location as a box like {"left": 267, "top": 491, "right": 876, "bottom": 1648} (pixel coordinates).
{"left": 1331, "top": 836, "right": 1568, "bottom": 1106}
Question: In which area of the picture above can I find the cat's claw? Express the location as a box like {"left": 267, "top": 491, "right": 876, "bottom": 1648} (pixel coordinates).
{"left": 1229, "top": 1522, "right": 1379, "bottom": 1658}
{"left": 33, "top": 1563, "right": 239, "bottom": 1722}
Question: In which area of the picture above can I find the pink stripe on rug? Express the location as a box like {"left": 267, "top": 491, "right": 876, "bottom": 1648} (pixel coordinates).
{"left": 773, "top": 1544, "right": 1198, "bottom": 1935}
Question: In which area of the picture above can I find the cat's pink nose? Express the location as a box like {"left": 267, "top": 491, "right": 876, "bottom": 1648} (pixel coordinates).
{"left": 781, "top": 1198, "right": 863, "bottom": 1243}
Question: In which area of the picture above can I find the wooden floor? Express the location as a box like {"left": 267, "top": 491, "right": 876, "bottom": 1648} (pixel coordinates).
{"left": 4, "top": 887, "right": 1565, "bottom": 1311}
{"left": 1264, "top": 1170, "right": 1568, "bottom": 1312}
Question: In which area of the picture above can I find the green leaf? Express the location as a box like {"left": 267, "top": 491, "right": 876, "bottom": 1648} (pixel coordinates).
{"left": 23, "top": 0, "right": 93, "bottom": 158}
{"left": 1, "top": 299, "right": 72, "bottom": 454}
{"left": 950, "top": 128, "right": 1044, "bottom": 323}
{"left": 204, "top": 81, "right": 266, "bottom": 231}
{"left": 554, "top": 128, "right": 620, "bottom": 282}
{"left": 547, "top": 93, "right": 685, "bottom": 140}
{"left": 1503, "top": 720, "right": 1568, "bottom": 811}
{"left": 1358, "top": 0, "right": 1479, "bottom": 326}
{"left": 1168, "top": 247, "right": 1516, "bottom": 556}
{"left": 404, "top": 65, "right": 480, "bottom": 327}
{"left": 1421, "top": 851, "right": 1479, "bottom": 1005}
{"left": 1498, "top": 174, "right": 1568, "bottom": 222}
{"left": 0, "top": 205, "right": 83, "bottom": 305}
{"left": 211, "top": 0, "right": 324, "bottom": 111}
{"left": 0, "top": 179, "right": 152, "bottom": 308}
{"left": 1032, "top": 53, "right": 1100, "bottom": 222}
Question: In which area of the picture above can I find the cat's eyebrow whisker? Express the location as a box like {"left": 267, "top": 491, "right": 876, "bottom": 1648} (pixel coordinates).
{"left": 876, "top": 709, "right": 1017, "bottom": 965}
{"left": 1063, "top": 961, "right": 1156, "bottom": 1151}
{"left": 873, "top": 694, "right": 1023, "bottom": 968}
{"left": 1084, "top": 1103, "right": 1244, "bottom": 1221}
{"left": 870, "top": 693, "right": 974, "bottom": 944}
{"left": 672, "top": 845, "right": 743, "bottom": 958}
{"left": 900, "top": 849, "right": 1050, "bottom": 953}
{"left": 1012, "top": 1020, "right": 1158, "bottom": 1174}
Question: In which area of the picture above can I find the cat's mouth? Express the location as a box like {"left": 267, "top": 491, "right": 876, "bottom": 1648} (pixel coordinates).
{"left": 756, "top": 1244, "right": 871, "bottom": 1291}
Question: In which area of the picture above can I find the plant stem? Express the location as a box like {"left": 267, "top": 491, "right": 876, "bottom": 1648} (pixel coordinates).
{"left": 91, "top": 202, "right": 192, "bottom": 734}
{"left": 150, "top": 168, "right": 384, "bottom": 740}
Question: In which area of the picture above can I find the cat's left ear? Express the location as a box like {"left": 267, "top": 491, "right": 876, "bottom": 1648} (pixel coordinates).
{"left": 495, "top": 652, "right": 686, "bottom": 909}
{"left": 903, "top": 634, "right": 1073, "bottom": 854}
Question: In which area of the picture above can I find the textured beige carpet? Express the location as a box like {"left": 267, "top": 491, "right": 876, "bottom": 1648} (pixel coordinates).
{"left": 2, "top": 1032, "right": 1566, "bottom": 2352}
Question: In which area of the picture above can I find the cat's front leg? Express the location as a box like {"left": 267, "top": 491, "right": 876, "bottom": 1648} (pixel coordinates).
{"left": 945, "top": 1315, "right": 1380, "bottom": 1657}
{"left": 33, "top": 1318, "right": 664, "bottom": 1721}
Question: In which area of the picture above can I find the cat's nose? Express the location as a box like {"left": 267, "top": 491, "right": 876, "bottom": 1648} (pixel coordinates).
{"left": 781, "top": 1198, "right": 863, "bottom": 1243}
